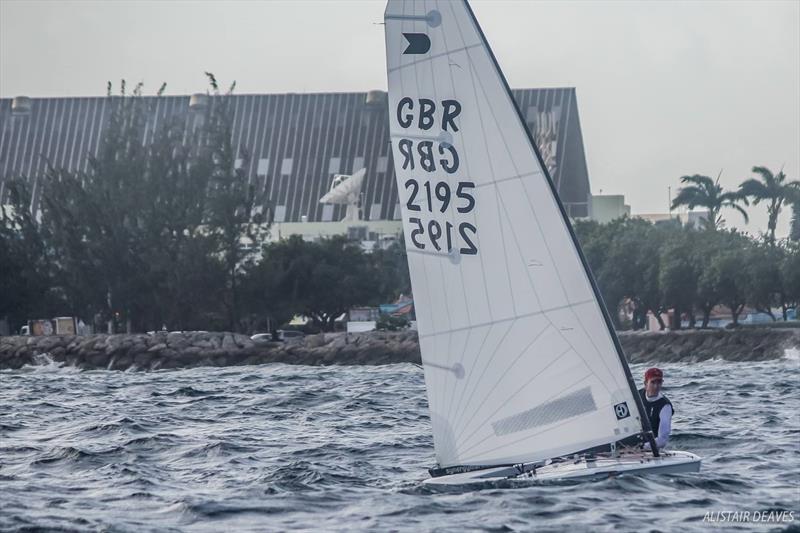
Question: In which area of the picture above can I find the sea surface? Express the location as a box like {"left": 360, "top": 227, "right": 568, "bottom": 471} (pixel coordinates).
{"left": 1, "top": 356, "right": 798, "bottom": 532}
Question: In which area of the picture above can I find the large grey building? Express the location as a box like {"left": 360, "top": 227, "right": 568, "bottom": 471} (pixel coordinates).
{"left": 0, "top": 88, "right": 590, "bottom": 221}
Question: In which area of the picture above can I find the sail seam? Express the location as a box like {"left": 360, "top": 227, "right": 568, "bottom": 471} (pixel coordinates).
{"left": 417, "top": 298, "right": 594, "bottom": 339}
{"left": 388, "top": 42, "right": 483, "bottom": 73}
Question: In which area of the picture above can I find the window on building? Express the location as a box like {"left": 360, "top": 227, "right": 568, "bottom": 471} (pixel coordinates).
{"left": 321, "top": 204, "right": 334, "bottom": 222}
{"left": 526, "top": 105, "right": 538, "bottom": 122}
{"left": 328, "top": 157, "right": 341, "bottom": 174}
{"left": 353, "top": 156, "right": 365, "bottom": 172}
{"left": 234, "top": 158, "right": 243, "bottom": 170}
{"left": 393, "top": 203, "right": 402, "bottom": 220}
{"left": 281, "top": 158, "right": 293, "bottom": 175}
{"left": 369, "top": 203, "right": 382, "bottom": 221}
{"left": 377, "top": 156, "right": 388, "bottom": 173}
{"left": 257, "top": 158, "right": 270, "bottom": 176}
{"left": 274, "top": 205, "right": 286, "bottom": 223}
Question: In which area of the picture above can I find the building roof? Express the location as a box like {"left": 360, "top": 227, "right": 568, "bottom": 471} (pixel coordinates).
{"left": 0, "top": 88, "right": 591, "bottom": 221}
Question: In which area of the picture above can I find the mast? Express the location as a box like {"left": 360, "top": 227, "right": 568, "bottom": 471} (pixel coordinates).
{"left": 460, "top": 0, "right": 658, "bottom": 456}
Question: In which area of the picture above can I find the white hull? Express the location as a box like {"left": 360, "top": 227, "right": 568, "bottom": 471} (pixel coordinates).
{"left": 424, "top": 450, "right": 701, "bottom": 486}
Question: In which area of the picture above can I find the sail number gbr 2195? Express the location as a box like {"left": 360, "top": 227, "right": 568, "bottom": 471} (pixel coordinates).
{"left": 395, "top": 97, "right": 478, "bottom": 256}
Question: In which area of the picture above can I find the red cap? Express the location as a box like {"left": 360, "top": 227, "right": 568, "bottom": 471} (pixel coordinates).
{"left": 644, "top": 367, "right": 663, "bottom": 383}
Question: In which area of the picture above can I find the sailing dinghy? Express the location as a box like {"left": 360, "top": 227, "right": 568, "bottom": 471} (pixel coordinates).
{"left": 383, "top": 0, "right": 701, "bottom": 485}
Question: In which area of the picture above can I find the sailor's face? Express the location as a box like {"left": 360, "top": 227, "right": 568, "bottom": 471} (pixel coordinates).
{"left": 645, "top": 378, "right": 663, "bottom": 397}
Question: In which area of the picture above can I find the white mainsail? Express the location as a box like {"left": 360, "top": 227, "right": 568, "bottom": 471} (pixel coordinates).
{"left": 384, "top": 0, "right": 648, "bottom": 468}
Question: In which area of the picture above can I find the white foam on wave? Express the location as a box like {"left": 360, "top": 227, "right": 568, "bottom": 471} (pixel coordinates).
{"left": 784, "top": 347, "right": 800, "bottom": 361}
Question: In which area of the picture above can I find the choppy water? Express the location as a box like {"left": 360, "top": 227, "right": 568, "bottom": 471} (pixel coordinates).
{"left": 1, "top": 357, "right": 798, "bottom": 532}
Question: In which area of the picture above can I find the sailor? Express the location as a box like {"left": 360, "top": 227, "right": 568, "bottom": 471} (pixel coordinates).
{"left": 639, "top": 367, "right": 673, "bottom": 451}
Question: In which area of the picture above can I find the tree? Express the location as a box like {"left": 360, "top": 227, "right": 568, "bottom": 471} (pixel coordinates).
{"left": 591, "top": 217, "right": 665, "bottom": 329}
{"left": 298, "top": 237, "right": 380, "bottom": 331}
{"left": 781, "top": 243, "right": 800, "bottom": 313}
{"left": 201, "top": 73, "right": 269, "bottom": 332}
{"left": 0, "top": 181, "right": 57, "bottom": 331}
{"left": 659, "top": 227, "right": 698, "bottom": 329}
{"left": 369, "top": 239, "right": 411, "bottom": 300}
{"left": 743, "top": 242, "right": 782, "bottom": 320}
{"left": 739, "top": 166, "right": 800, "bottom": 245}
{"left": 791, "top": 202, "right": 800, "bottom": 242}
{"left": 693, "top": 230, "right": 725, "bottom": 328}
{"left": 705, "top": 231, "right": 750, "bottom": 326}
{"left": 671, "top": 174, "right": 749, "bottom": 231}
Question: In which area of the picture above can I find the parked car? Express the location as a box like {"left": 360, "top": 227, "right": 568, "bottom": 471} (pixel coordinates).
{"left": 250, "top": 333, "right": 273, "bottom": 344}
{"left": 277, "top": 329, "right": 305, "bottom": 342}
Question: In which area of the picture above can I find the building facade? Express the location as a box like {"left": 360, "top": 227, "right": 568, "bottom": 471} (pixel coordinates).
{"left": 0, "top": 88, "right": 591, "bottom": 223}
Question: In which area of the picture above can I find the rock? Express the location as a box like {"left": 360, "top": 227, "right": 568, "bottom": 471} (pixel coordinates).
{"left": 221, "top": 334, "right": 236, "bottom": 350}
{"left": 147, "top": 343, "right": 167, "bottom": 353}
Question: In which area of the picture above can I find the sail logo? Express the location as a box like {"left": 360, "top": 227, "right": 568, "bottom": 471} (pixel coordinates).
{"left": 394, "top": 97, "right": 478, "bottom": 256}
{"left": 402, "top": 33, "right": 431, "bottom": 55}
{"left": 614, "top": 402, "right": 630, "bottom": 420}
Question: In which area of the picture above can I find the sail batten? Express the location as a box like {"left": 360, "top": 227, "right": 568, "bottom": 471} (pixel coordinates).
{"left": 385, "top": 0, "right": 648, "bottom": 468}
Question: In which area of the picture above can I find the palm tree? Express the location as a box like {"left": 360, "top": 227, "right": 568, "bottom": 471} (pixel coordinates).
{"left": 791, "top": 201, "right": 800, "bottom": 242}
{"left": 739, "top": 166, "right": 800, "bottom": 245}
{"left": 670, "top": 174, "right": 749, "bottom": 230}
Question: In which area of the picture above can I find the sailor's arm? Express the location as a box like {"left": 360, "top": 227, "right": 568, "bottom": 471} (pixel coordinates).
{"left": 654, "top": 405, "right": 672, "bottom": 449}
{"left": 643, "top": 405, "right": 673, "bottom": 451}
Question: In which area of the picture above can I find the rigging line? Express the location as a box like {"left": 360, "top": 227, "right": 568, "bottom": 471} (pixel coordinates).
{"left": 475, "top": 171, "right": 540, "bottom": 188}
{"left": 457, "top": 370, "right": 592, "bottom": 459}
{"left": 462, "top": 45, "right": 620, "bottom": 395}
{"left": 387, "top": 42, "right": 483, "bottom": 73}
{"left": 416, "top": 299, "right": 594, "bottom": 339}
{"left": 451, "top": 320, "right": 552, "bottom": 443}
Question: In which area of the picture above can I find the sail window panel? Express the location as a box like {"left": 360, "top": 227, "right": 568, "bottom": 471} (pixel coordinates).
{"left": 353, "top": 156, "right": 365, "bottom": 173}
{"left": 321, "top": 204, "right": 334, "bottom": 222}
{"left": 274, "top": 205, "right": 286, "bottom": 223}
{"left": 256, "top": 158, "right": 270, "bottom": 176}
{"left": 281, "top": 158, "right": 293, "bottom": 176}
{"left": 492, "top": 387, "right": 596, "bottom": 436}
{"left": 328, "top": 156, "right": 341, "bottom": 175}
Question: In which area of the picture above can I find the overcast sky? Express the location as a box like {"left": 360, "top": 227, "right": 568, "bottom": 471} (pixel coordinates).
{"left": 2, "top": 0, "right": 798, "bottom": 236}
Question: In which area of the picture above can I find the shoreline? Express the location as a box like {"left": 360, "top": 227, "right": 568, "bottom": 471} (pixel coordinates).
{"left": 1, "top": 328, "right": 797, "bottom": 371}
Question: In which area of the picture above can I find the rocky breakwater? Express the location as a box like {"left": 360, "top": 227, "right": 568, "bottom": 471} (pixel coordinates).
{"left": 0, "top": 330, "right": 422, "bottom": 371}
{"left": 619, "top": 327, "right": 799, "bottom": 363}
{"left": 1, "top": 327, "right": 797, "bottom": 371}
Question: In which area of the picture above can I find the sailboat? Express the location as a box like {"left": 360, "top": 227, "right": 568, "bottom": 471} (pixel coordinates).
{"left": 383, "top": 0, "right": 701, "bottom": 485}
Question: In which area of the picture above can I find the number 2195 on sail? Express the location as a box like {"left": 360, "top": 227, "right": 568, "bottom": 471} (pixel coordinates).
{"left": 404, "top": 178, "right": 478, "bottom": 255}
